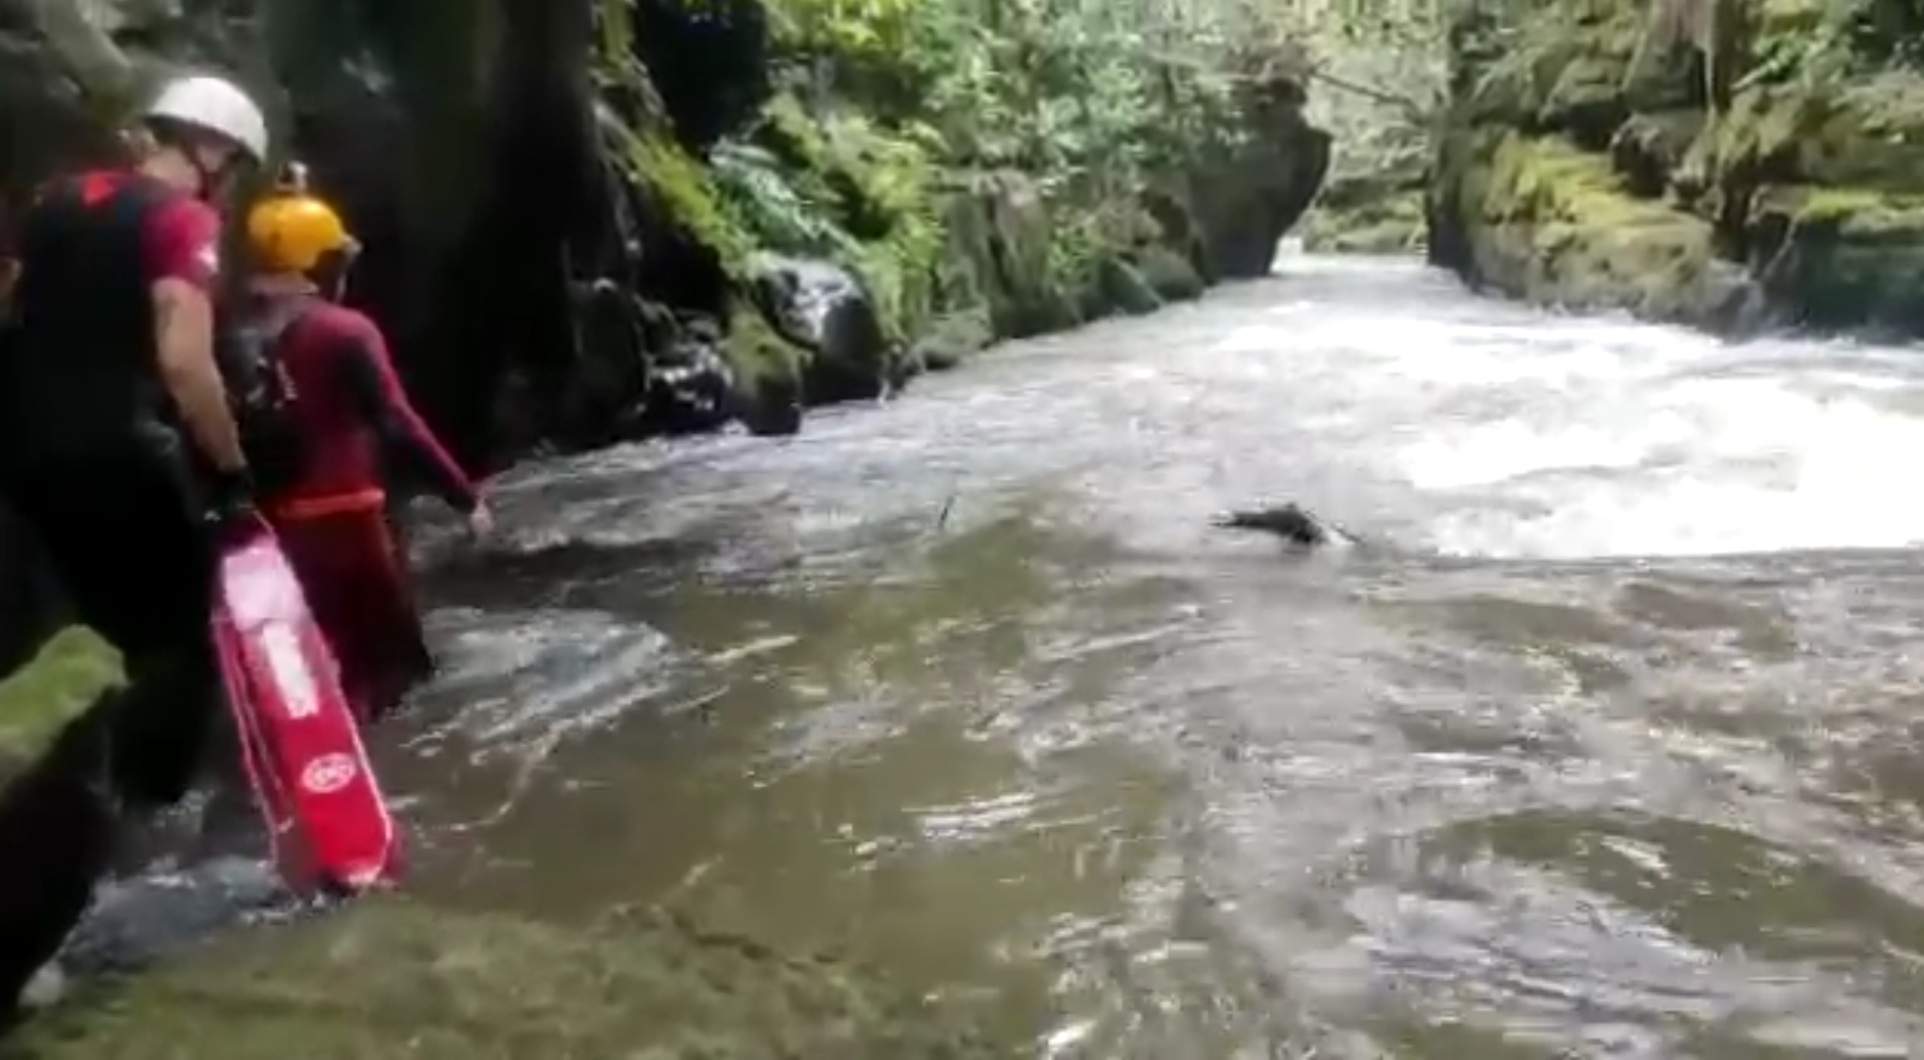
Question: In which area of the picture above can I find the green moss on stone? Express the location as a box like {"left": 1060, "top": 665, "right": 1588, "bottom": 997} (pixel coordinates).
{"left": 1092, "top": 254, "right": 1161, "bottom": 316}
{"left": 941, "top": 170, "right": 1078, "bottom": 339}
{"left": 1434, "top": 0, "right": 1924, "bottom": 339}
{"left": 11, "top": 899, "right": 995, "bottom": 1058}
{"left": 1462, "top": 132, "right": 1731, "bottom": 321}
{"left": 634, "top": 133, "right": 757, "bottom": 274}
{"left": 1749, "top": 183, "right": 1924, "bottom": 331}
{"left": 722, "top": 299, "right": 808, "bottom": 401}
{"left": 0, "top": 626, "right": 120, "bottom": 771}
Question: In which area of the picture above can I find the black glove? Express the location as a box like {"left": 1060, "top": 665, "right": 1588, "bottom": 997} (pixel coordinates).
{"left": 204, "top": 466, "right": 258, "bottom": 534}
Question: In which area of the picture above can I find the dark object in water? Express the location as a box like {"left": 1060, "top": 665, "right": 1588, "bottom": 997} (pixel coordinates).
{"left": 1213, "top": 503, "right": 1330, "bottom": 547}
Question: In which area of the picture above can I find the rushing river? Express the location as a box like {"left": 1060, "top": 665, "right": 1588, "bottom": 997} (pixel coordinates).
{"left": 356, "top": 251, "right": 1924, "bottom": 1056}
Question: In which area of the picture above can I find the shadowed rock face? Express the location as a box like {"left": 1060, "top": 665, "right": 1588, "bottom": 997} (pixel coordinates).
{"left": 1184, "top": 77, "right": 1334, "bottom": 279}
{"left": 0, "top": 511, "right": 65, "bottom": 679}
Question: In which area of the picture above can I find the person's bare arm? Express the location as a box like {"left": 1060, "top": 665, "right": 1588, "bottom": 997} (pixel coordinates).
{"left": 151, "top": 276, "right": 247, "bottom": 472}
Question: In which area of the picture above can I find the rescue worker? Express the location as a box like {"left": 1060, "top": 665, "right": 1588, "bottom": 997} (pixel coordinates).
{"left": 239, "top": 166, "right": 489, "bottom": 725}
{"left": 0, "top": 73, "right": 269, "bottom": 1012}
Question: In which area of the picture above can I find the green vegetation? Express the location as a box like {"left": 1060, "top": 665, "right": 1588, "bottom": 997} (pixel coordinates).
{"left": 604, "top": 0, "right": 1329, "bottom": 387}
{"left": 1431, "top": 0, "right": 1924, "bottom": 335}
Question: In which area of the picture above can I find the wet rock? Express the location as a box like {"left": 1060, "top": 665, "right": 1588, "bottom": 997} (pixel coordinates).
{"left": 746, "top": 252, "right": 892, "bottom": 405}
{"left": 645, "top": 317, "right": 737, "bottom": 434}
{"left": 10, "top": 899, "right": 998, "bottom": 1057}
{"left": 54, "top": 856, "right": 303, "bottom": 980}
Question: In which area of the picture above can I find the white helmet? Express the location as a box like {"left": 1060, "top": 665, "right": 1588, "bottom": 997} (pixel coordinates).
{"left": 142, "top": 74, "right": 269, "bottom": 164}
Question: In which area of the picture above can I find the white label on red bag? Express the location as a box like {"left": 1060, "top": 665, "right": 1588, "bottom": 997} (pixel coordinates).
{"left": 301, "top": 753, "right": 358, "bottom": 794}
{"left": 222, "top": 543, "right": 304, "bottom": 626}
{"left": 260, "top": 622, "right": 321, "bottom": 719}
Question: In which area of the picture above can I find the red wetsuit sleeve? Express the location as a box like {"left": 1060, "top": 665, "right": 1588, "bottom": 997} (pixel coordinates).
{"left": 139, "top": 196, "right": 222, "bottom": 289}
{"left": 337, "top": 316, "right": 478, "bottom": 511}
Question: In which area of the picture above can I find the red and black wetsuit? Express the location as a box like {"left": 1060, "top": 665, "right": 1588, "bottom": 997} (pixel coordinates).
{"left": 0, "top": 169, "right": 226, "bottom": 1009}
{"left": 256, "top": 298, "right": 477, "bottom": 723}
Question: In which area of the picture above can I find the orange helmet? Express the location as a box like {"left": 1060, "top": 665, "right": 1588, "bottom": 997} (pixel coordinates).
{"left": 246, "top": 163, "right": 357, "bottom": 273}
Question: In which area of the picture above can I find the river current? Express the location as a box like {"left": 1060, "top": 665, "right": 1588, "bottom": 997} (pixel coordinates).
{"left": 319, "top": 251, "right": 1924, "bottom": 1056}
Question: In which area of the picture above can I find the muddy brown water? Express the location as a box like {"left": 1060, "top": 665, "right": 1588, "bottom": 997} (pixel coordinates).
{"left": 350, "top": 253, "right": 1924, "bottom": 1056}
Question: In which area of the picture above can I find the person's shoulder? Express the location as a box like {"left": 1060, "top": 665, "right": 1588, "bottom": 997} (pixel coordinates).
{"left": 305, "top": 300, "right": 375, "bottom": 331}
{"left": 143, "top": 188, "right": 218, "bottom": 230}
{"left": 137, "top": 183, "right": 221, "bottom": 285}
{"left": 302, "top": 301, "right": 386, "bottom": 347}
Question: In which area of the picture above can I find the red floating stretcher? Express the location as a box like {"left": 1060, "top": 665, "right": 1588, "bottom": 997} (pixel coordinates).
{"left": 210, "top": 524, "right": 401, "bottom": 895}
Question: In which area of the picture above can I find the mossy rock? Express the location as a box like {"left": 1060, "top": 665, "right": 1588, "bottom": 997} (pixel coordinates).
{"left": 1748, "top": 184, "right": 1924, "bottom": 334}
{"left": 1610, "top": 110, "right": 1707, "bottom": 199}
{"left": 722, "top": 300, "right": 807, "bottom": 434}
{"left": 1132, "top": 245, "right": 1204, "bottom": 302}
{"left": 0, "top": 626, "right": 120, "bottom": 776}
{"left": 1091, "top": 254, "right": 1161, "bottom": 317}
{"left": 605, "top": 111, "right": 756, "bottom": 276}
{"left": 7, "top": 899, "right": 995, "bottom": 1058}
{"left": 1793, "top": 73, "right": 1924, "bottom": 193}
{"left": 1139, "top": 188, "right": 1213, "bottom": 283}
{"left": 940, "top": 171, "right": 1078, "bottom": 339}
{"left": 1455, "top": 131, "right": 1751, "bottom": 325}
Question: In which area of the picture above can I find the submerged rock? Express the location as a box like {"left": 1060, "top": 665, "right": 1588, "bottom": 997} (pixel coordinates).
{"left": 55, "top": 857, "right": 304, "bottom": 981}
{"left": 11, "top": 900, "right": 997, "bottom": 1057}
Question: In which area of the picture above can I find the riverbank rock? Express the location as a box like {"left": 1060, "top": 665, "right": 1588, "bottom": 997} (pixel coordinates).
{"left": 1428, "top": 0, "right": 1924, "bottom": 338}
{"left": 8, "top": 899, "right": 996, "bottom": 1057}
{"left": 1179, "top": 74, "right": 1334, "bottom": 278}
{"left": 745, "top": 252, "right": 892, "bottom": 403}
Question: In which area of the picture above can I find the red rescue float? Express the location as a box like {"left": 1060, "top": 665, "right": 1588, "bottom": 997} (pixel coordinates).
{"left": 210, "top": 523, "right": 400, "bottom": 894}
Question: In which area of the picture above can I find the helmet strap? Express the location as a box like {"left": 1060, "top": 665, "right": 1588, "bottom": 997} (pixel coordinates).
{"left": 314, "top": 246, "right": 359, "bottom": 303}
